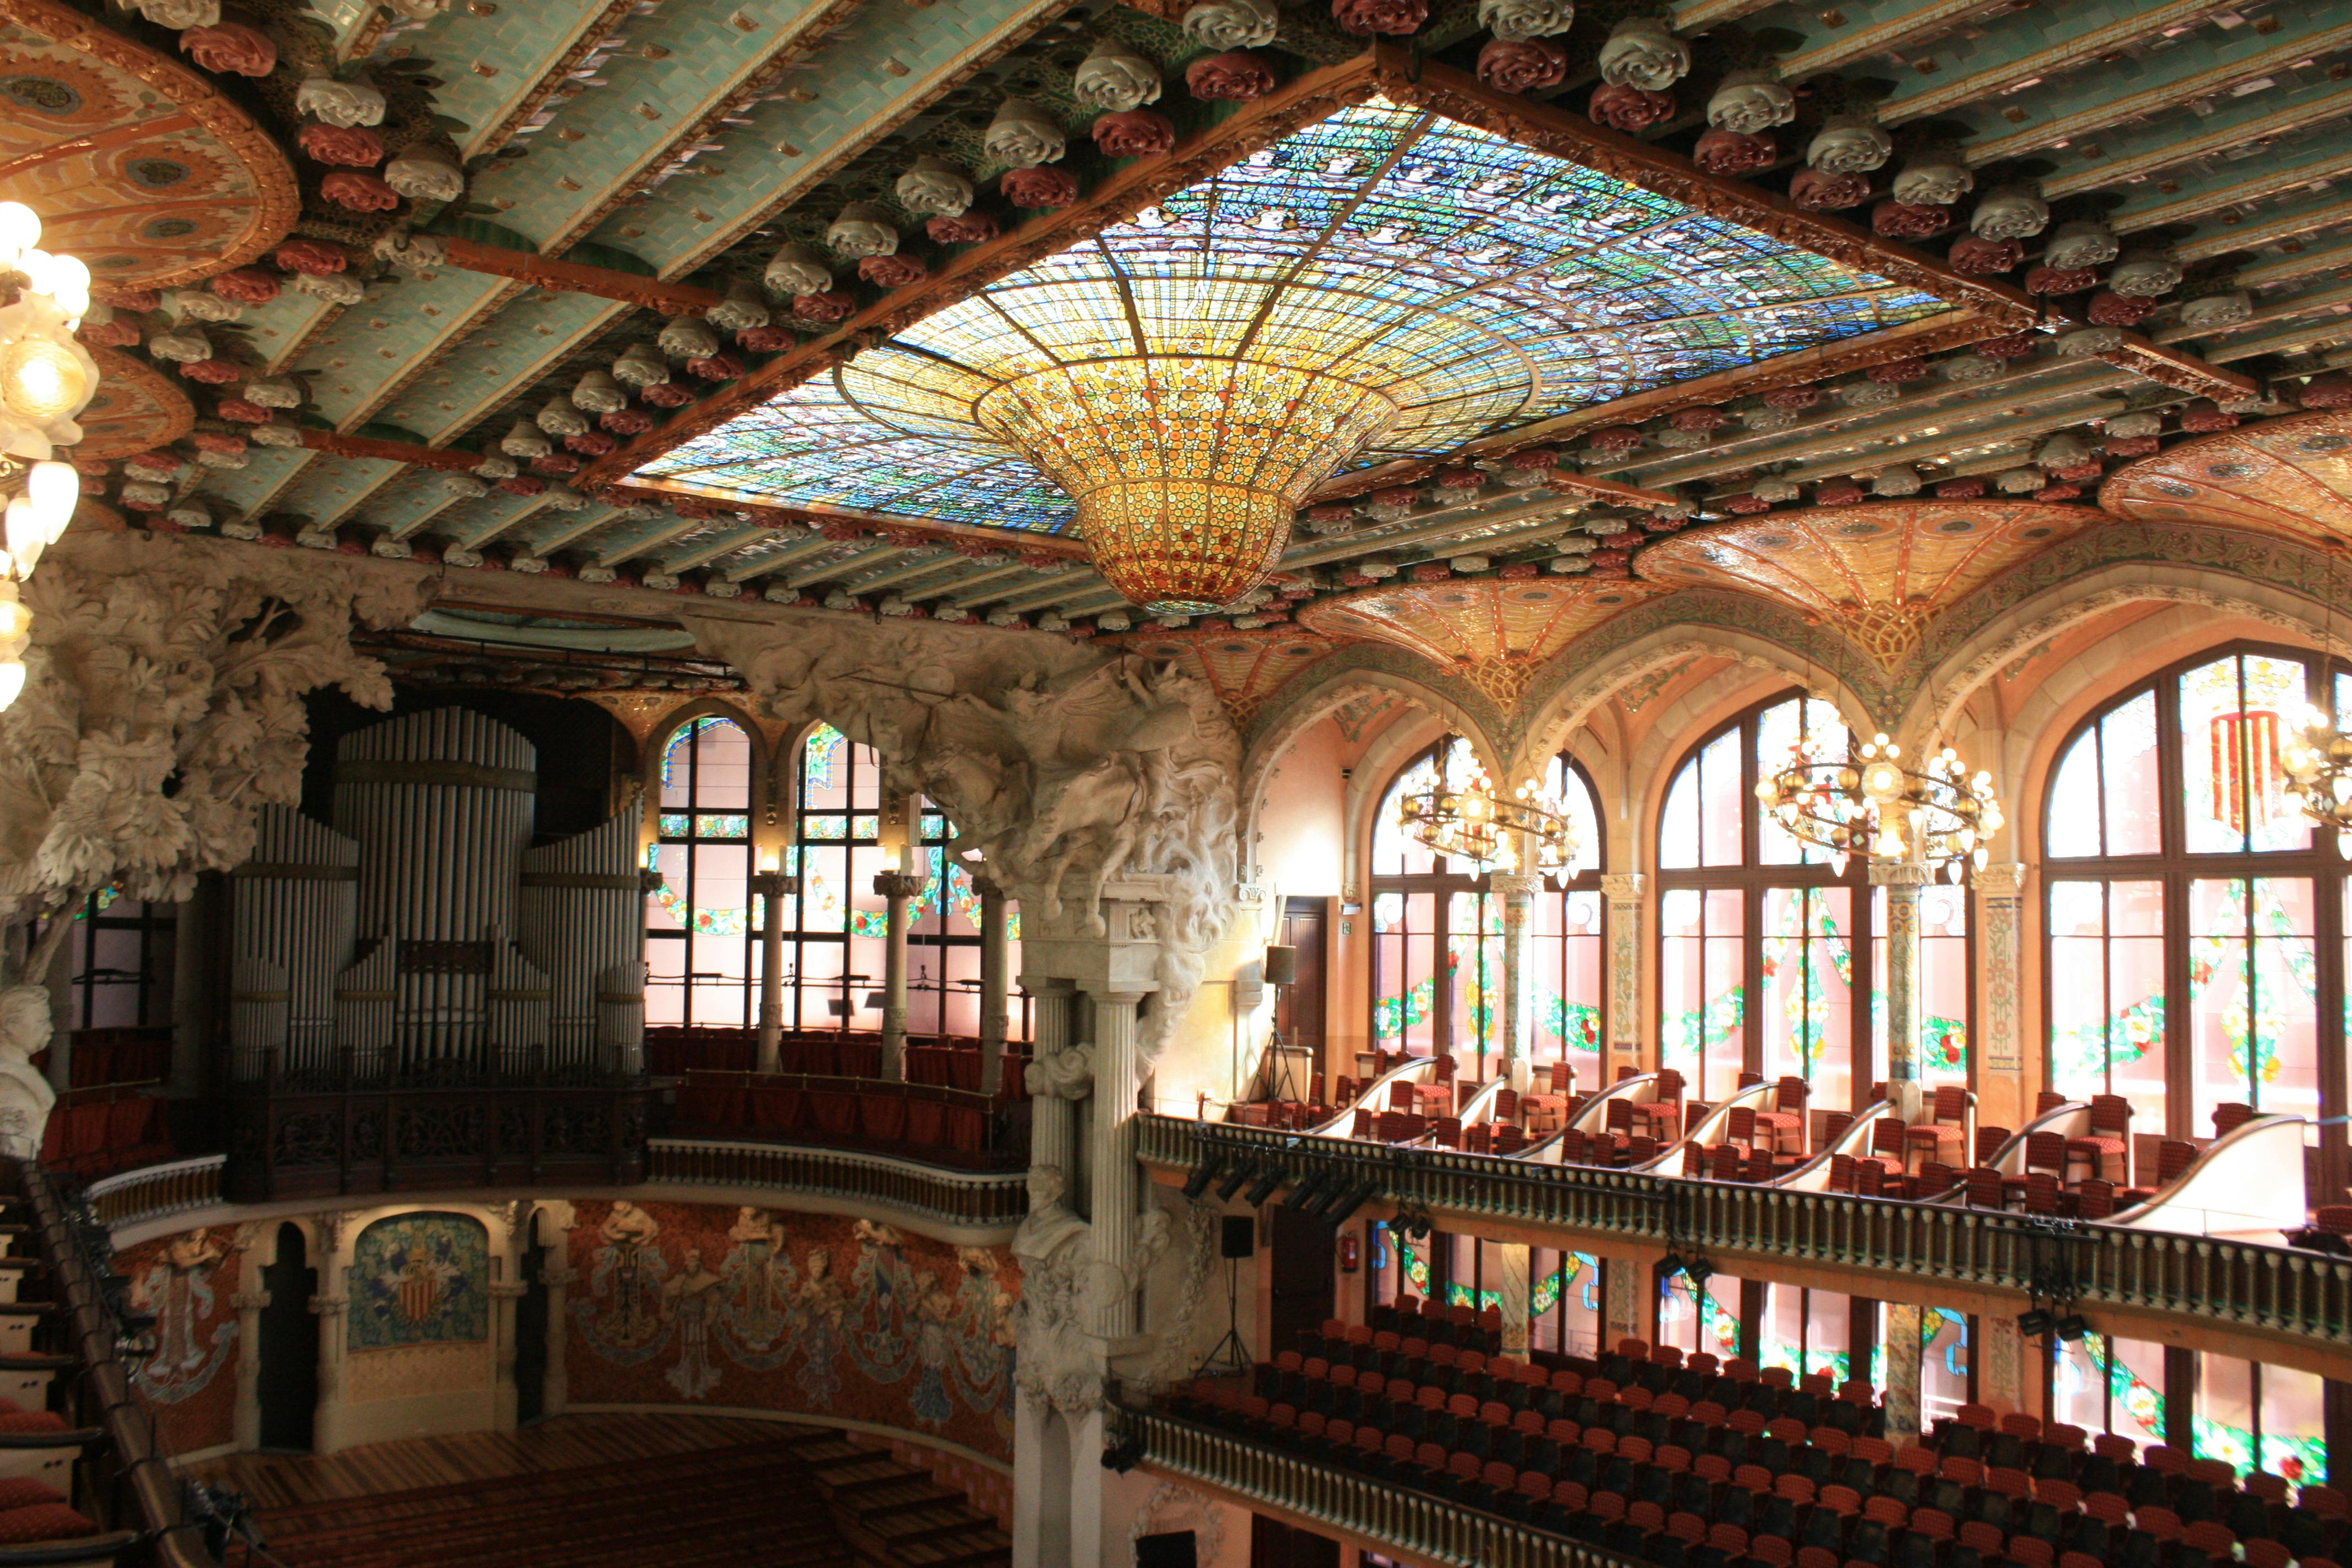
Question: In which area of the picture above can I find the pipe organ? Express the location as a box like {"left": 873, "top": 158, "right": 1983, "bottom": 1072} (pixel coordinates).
{"left": 227, "top": 707, "right": 646, "bottom": 1082}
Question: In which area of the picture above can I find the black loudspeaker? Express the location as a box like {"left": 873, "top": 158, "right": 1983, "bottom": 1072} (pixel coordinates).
{"left": 1136, "top": 1532, "right": 1198, "bottom": 1568}
{"left": 1221, "top": 1215, "right": 1256, "bottom": 1259}
{"left": 1262, "top": 944, "right": 1298, "bottom": 986}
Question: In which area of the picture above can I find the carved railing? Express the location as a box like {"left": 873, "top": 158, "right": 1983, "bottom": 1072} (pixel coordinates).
{"left": 83, "top": 1156, "right": 225, "bottom": 1230}
{"left": 1113, "top": 1404, "right": 1634, "bottom": 1568}
{"left": 1139, "top": 1115, "right": 2352, "bottom": 1347}
{"left": 646, "top": 1139, "right": 1027, "bottom": 1229}
{"left": 222, "top": 1078, "right": 650, "bottom": 1201}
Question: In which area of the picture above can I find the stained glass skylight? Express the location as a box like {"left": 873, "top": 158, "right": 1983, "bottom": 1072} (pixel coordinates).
{"left": 636, "top": 96, "right": 1950, "bottom": 549}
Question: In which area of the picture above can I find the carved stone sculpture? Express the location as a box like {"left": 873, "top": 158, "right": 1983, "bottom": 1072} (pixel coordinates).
{"left": 0, "top": 989, "right": 53, "bottom": 1160}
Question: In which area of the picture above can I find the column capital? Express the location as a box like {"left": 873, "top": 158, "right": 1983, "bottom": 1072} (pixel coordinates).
{"left": 308, "top": 1293, "right": 350, "bottom": 1316}
{"left": 1486, "top": 871, "right": 1543, "bottom": 899}
{"left": 873, "top": 870, "right": 926, "bottom": 900}
{"left": 1974, "top": 862, "right": 2029, "bottom": 897}
{"left": 1020, "top": 974, "right": 1078, "bottom": 995}
{"left": 228, "top": 1291, "right": 270, "bottom": 1312}
{"left": 538, "top": 1266, "right": 578, "bottom": 1289}
{"left": 972, "top": 873, "right": 1006, "bottom": 900}
{"left": 488, "top": 1282, "right": 530, "bottom": 1301}
{"left": 1599, "top": 873, "right": 1646, "bottom": 900}
{"left": 1867, "top": 859, "right": 1936, "bottom": 888}
{"left": 1085, "top": 989, "right": 1150, "bottom": 1008}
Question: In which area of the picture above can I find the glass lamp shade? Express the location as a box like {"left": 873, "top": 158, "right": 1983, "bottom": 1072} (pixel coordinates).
{"left": 974, "top": 357, "right": 1397, "bottom": 612}
{"left": 0, "top": 334, "right": 88, "bottom": 424}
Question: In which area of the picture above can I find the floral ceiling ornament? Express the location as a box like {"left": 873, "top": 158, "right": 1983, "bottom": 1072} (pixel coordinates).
{"left": 826, "top": 203, "right": 900, "bottom": 258}
{"left": 1073, "top": 41, "right": 1163, "bottom": 111}
{"left": 1890, "top": 154, "right": 1972, "bottom": 208}
{"left": 383, "top": 148, "right": 465, "bottom": 203}
{"left": 894, "top": 158, "right": 974, "bottom": 219}
{"left": 296, "top": 77, "right": 388, "bottom": 128}
{"left": 1182, "top": 0, "right": 1279, "bottom": 51}
{"left": 1706, "top": 70, "right": 1794, "bottom": 133}
{"left": 983, "top": 100, "right": 1067, "bottom": 168}
{"left": 2179, "top": 292, "right": 2252, "bottom": 330}
{"left": 1477, "top": 0, "right": 1573, "bottom": 39}
{"left": 763, "top": 243, "right": 833, "bottom": 297}
{"left": 1597, "top": 18, "right": 1689, "bottom": 90}
{"left": 705, "top": 281, "right": 769, "bottom": 332}
{"left": 2108, "top": 252, "right": 2184, "bottom": 298}
{"left": 657, "top": 317, "right": 721, "bottom": 360}
{"left": 1971, "top": 185, "right": 2048, "bottom": 239}
{"left": 132, "top": 0, "right": 216, "bottom": 25}
{"left": 1807, "top": 116, "right": 1891, "bottom": 173}
{"left": 2044, "top": 220, "right": 2120, "bottom": 270}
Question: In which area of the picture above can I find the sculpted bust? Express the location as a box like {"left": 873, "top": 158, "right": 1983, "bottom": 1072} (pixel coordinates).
{"left": 0, "top": 988, "right": 55, "bottom": 1162}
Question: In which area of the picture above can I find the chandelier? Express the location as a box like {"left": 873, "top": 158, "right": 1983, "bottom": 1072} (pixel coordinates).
{"left": 1400, "top": 757, "right": 1582, "bottom": 878}
{"left": 1754, "top": 731, "right": 2002, "bottom": 881}
{"left": 0, "top": 201, "right": 97, "bottom": 712}
{"left": 2280, "top": 706, "right": 2352, "bottom": 853}
{"left": 974, "top": 358, "right": 1397, "bottom": 613}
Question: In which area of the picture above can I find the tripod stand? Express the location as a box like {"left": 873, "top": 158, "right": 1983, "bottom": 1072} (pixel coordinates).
{"left": 1193, "top": 1252, "right": 1251, "bottom": 1378}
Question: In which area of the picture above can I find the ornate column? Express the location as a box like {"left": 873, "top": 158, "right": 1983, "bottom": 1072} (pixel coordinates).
{"left": 1490, "top": 870, "right": 1539, "bottom": 1088}
{"left": 1882, "top": 1299, "right": 1924, "bottom": 1443}
{"left": 1496, "top": 1242, "right": 1531, "bottom": 1358}
{"left": 1087, "top": 989, "right": 1147, "bottom": 1339}
{"left": 541, "top": 1262, "right": 576, "bottom": 1415}
{"left": 1977, "top": 1311, "right": 2027, "bottom": 1420}
{"left": 1975, "top": 863, "right": 2029, "bottom": 1129}
{"left": 1600, "top": 873, "right": 1646, "bottom": 1075}
{"left": 977, "top": 875, "right": 1009, "bottom": 1097}
{"left": 1871, "top": 861, "right": 1934, "bottom": 1103}
{"left": 309, "top": 1289, "right": 351, "bottom": 1453}
{"left": 230, "top": 1285, "right": 268, "bottom": 1451}
{"left": 1023, "top": 978, "right": 1082, "bottom": 1183}
{"left": 489, "top": 1279, "right": 527, "bottom": 1431}
{"left": 1603, "top": 1250, "right": 1643, "bottom": 1349}
{"left": 874, "top": 869, "right": 925, "bottom": 1079}
{"left": 750, "top": 864, "right": 797, "bottom": 1075}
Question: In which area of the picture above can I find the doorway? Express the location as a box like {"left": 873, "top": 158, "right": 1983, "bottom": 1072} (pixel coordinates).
{"left": 1250, "top": 1514, "right": 1340, "bottom": 1567}
{"left": 1273, "top": 897, "right": 1327, "bottom": 1057}
{"left": 255, "top": 1222, "right": 319, "bottom": 1452}
{"left": 1266, "top": 1205, "right": 1335, "bottom": 1364}
{"left": 513, "top": 1212, "right": 551, "bottom": 1424}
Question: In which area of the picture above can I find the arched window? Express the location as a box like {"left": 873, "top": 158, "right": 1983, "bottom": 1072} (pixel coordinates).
{"left": 645, "top": 714, "right": 756, "bottom": 1027}
{"left": 1369, "top": 737, "right": 1604, "bottom": 1080}
{"left": 1657, "top": 691, "right": 1974, "bottom": 1108}
{"left": 2043, "top": 643, "right": 2344, "bottom": 1143}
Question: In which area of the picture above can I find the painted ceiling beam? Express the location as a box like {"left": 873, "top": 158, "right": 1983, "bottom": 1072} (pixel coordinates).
{"left": 2110, "top": 143, "right": 2352, "bottom": 238}
{"left": 720, "top": 533, "right": 841, "bottom": 582}
{"left": 2175, "top": 188, "right": 2352, "bottom": 264}
{"left": 788, "top": 543, "right": 900, "bottom": 590}
{"left": 438, "top": 236, "right": 725, "bottom": 317}
{"left": 1880, "top": 0, "right": 2253, "bottom": 124}
{"left": 2038, "top": 81, "right": 2352, "bottom": 201}
{"left": 600, "top": 483, "right": 1088, "bottom": 562}
{"left": 1770, "top": 0, "right": 2043, "bottom": 85}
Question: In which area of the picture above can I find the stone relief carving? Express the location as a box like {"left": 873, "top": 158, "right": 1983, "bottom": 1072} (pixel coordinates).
{"left": 0, "top": 988, "right": 55, "bottom": 1160}
{"left": 1131, "top": 1478, "right": 1229, "bottom": 1566}
{"left": 688, "top": 613, "right": 1239, "bottom": 1070}
{"left": 1024, "top": 1041, "right": 1095, "bottom": 1101}
{"left": 1010, "top": 1167, "right": 1101, "bottom": 1414}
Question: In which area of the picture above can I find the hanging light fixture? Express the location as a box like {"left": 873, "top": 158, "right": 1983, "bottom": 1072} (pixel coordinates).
{"left": 0, "top": 201, "right": 97, "bottom": 713}
{"left": 1400, "top": 747, "right": 1582, "bottom": 880}
{"left": 1753, "top": 730, "right": 2002, "bottom": 881}
{"left": 2280, "top": 706, "right": 2352, "bottom": 854}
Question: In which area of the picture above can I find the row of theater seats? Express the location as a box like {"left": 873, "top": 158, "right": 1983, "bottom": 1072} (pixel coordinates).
{"left": 1161, "top": 1331, "right": 2338, "bottom": 1568}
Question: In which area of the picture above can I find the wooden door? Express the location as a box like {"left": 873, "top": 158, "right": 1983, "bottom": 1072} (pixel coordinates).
{"left": 1275, "top": 897, "right": 1327, "bottom": 1054}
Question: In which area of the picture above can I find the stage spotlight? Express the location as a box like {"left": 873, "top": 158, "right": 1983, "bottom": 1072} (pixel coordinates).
{"left": 1655, "top": 1251, "right": 1686, "bottom": 1281}
{"left": 1215, "top": 1161, "right": 1257, "bottom": 1202}
{"left": 1102, "top": 1433, "right": 1145, "bottom": 1473}
{"left": 2056, "top": 1315, "right": 2088, "bottom": 1343}
{"left": 1284, "top": 1168, "right": 1335, "bottom": 1211}
{"left": 1685, "top": 1258, "right": 1716, "bottom": 1288}
{"left": 1319, "top": 1176, "right": 1384, "bottom": 1226}
{"left": 2017, "top": 1309, "right": 2054, "bottom": 1339}
{"left": 1243, "top": 1164, "right": 1288, "bottom": 1206}
{"left": 1181, "top": 1156, "right": 1224, "bottom": 1199}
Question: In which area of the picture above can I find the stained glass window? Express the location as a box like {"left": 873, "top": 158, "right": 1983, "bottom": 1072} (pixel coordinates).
{"left": 64, "top": 891, "right": 173, "bottom": 1033}
{"left": 1370, "top": 738, "right": 1604, "bottom": 1081}
{"left": 2041, "top": 643, "right": 2347, "bottom": 1148}
{"left": 645, "top": 715, "right": 757, "bottom": 1027}
{"left": 2194, "top": 1357, "right": 2328, "bottom": 1484}
{"left": 2050, "top": 1331, "right": 2168, "bottom": 1452}
{"left": 635, "top": 99, "right": 1948, "bottom": 533}
{"left": 1761, "top": 1285, "right": 1855, "bottom": 1386}
{"left": 1659, "top": 694, "right": 1958, "bottom": 1109}
{"left": 1658, "top": 1271, "right": 1744, "bottom": 1362}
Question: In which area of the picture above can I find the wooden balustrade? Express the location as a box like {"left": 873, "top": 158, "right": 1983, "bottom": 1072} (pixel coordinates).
{"left": 83, "top": 1155, "right": 224, "bottom": 1229}
{"left": 1140, "top": 1115, "right": 2352, "bottom": 1348}
{"left": 646, "top": 1138, "right": 1028, "bottom": 1229}
{"left": 1114, "top": 1404, "right": 1637, "bottom": 1568}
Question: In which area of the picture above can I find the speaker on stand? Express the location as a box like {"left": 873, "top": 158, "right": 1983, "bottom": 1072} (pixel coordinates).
{"left": 1192, "top": 1215, "right": 1256, "bottom": 1379}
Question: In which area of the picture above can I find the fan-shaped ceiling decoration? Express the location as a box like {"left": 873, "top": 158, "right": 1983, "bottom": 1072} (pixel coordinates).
{"left": 639, "top": 97, "right": 1947, "bottom": 613}
{"left": 0, "top": 0, "right": 296, "bottom": 289}
{"left": 74, "top": 345, "right": 191, "bottom": 458}
{"left": 1118, "top": 623, "right": 1339, "bottom": 727}
{"left": 2099, "top": 410, "right": 2352, "bottom": 547}
{"left": 1632, "top": 502, "right": 2095, "bottom": 668}
{"left": 1295, "top": 576, "right": 1671, "bottom": 704}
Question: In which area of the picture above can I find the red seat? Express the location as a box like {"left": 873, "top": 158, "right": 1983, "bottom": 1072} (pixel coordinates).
{"left": 2065, "top": 1093, "right": 2132, "bottom": 1187}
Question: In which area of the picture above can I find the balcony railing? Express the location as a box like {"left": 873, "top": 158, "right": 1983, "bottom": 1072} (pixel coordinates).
{"left": 1113, "top": 1404, "right": 1631, "bottom": 1568}
{"left": 646, "top": 1139, "right": 1028, "bottom": 1229}
{"left": 1138, "top": 1115, "right": 2352, "bottom": 1348}
{"left": 82, "top": 1156, "right": 225, "bottom": 1230}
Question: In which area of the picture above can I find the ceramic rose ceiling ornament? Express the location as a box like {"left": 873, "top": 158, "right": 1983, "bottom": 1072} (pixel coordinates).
{"left": 296, "top": 77, "right": 388, "bottom": 128}
{"left": 894, "top": 157, "right": 974, "bottom": 219}
{"left": 983, "top": 100, "right": 1068, "bottom": 168}
{"left": 1806, "top": 116, "right": 1891, "bottom": 173}
{"left": 290, "top": 274, "right": 364, "bottom": 306}
{"left": 384, "top": 148, "right": 465, "bottom": 203}
{"left": 1597, "top": 18, "right": 1689, "bottom": 91}
{"left": 1072, "top": 41, "right": 1163, "bottom": 111}
{"left": 1872, "top": 465, "right": 1922, "bottom": 497}
{"left": 2177, "top": 291, "right": 2252, "bottom": 329}
{"left": 1970, "top": 185, "right": 2049, "bottom": 239}
{"left": 705, "top": 280, "right": 769, "bottom": 331}
{"left": 499, "top": 421, "right": 551, "bottom": 459}
{"left": 763, "top": 243, "right": 833, "bottom": 297}
{"left": 613, "top": 343, "right": 670, "bottom": 388}
{"left": 132, "top": 0, "right": 218, "bottom": 26}
{"left": 1890, "top": 154, "right": 1972, "bottom": 208}
{"left": 2107, "top": 252, "right": 2184, "bottom": 298}
{"left": 826, "top": 203, "right": 900, "bottom": 258}
{"left": 535, "top": 397, "right": 588, "bottom": 438}
{"left": 2055, "top": 325, "right": 2123, "bottom": 357}
{"left": 1182, "top": 0, "right": 1279, "bottom": 52}
{"left": 1706, "top": 69, "right": 1793, "bottom": 133}
{"left": 571, "top": 371, "right": 627, "bottom": 413}
{"left": 2044, "top": 220, "right": 2120, "bottom": 270}
{"left": 1478, "top": 0, "right": 1574, "bottom": 40}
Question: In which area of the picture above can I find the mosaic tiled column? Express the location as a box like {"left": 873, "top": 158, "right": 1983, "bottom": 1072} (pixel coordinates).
{"left": 1491, "top": 870, "right": 1539, "bottom": 1085}
{"left": 1601, "top": 873, "right": 1646, "bottom": 1077}
{"left": 1978, "top": 1311, "right": 2027, "bottom": 1419}
{"left": 1883, "top": 1299, "right": 1924, "bottom": 1442}
{"left": 977, "top": 876, "right": 1009, "bottom": 1097}
{"left": 1870, "top": 862, "right": 1933, "bottom": 1090}
{"left": 1497, "top": 1242, "right": 1531, "bottom": 1358}
{"left": 874, "top": 869, "right": 925, "bottom": 1080}
{"left": 1975, "top": 863, "right": 2029, "bottom": 1127}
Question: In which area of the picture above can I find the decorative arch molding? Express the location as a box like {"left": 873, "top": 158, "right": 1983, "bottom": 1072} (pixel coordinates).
{"left": 1237, "top": 658, "right": 1506, "bottom": 885}
{"left": 1340, "top": 707, "right": 1457, "bottom": 908}
{"left": 1239, "top": 640, "right": 1512, "bottom": 763}
{"left": 1904, "top": 548, "right": 2352, "bottom": 745}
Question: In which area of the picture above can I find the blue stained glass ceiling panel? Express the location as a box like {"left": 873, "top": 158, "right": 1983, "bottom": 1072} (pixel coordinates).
{"left": 636, "top": 97, "right": 1951, "bottom": 535}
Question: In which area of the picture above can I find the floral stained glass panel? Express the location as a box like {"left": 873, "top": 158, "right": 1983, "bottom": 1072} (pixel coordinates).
{"left": 2188, "top": 878, "right": 2318, "bottom": 1129}
{"left": 2181, "top": 655, "right": 2309, "bottom": 856}
{"left": 2048, "top": 880, "right": 2166, "bottom": 1104}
